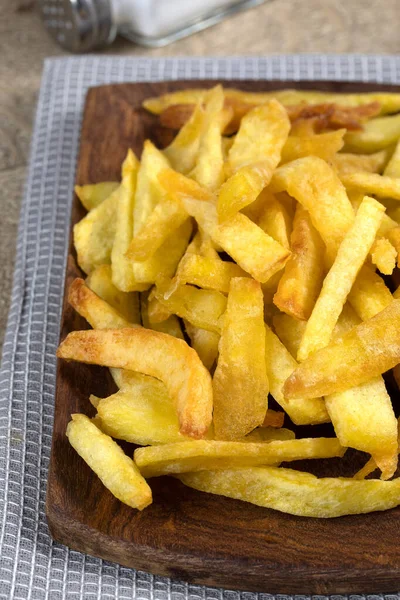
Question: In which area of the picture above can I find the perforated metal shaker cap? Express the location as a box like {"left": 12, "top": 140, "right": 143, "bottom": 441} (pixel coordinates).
{"left": 39, "top": 0, "right": 117, "bottom": 52}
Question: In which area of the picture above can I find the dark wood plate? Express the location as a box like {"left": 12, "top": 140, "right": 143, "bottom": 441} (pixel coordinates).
{"left": 47, "top": 79, "right": 400, "bottom": 594}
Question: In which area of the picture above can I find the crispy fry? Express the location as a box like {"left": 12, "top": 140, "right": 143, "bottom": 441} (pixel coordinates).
{"left": 273, "top": 204, "right": 325, "bottom": 321}
{"left": 75, "top": 182, "right": 119, "bottom": 212}
{"left": 159, "top": 168, "right": 291, "bottom": 283}
{"left": 264, "top": 324, "right": 329, "bottom": 425}
{"left": 173, "top": 254, "right": 247, "bottom": 293}
{"left": 183, "top": 320, "right": 219, "bottom": 371}
{"left": 270, "top": 156, "right": 354, "bottom": 263}
{"left": 371, "top": 237, "right": 397, "bottom": 275}
{"left": 217, "top": 100, "right": 290, "bottom": 221}
{"left": 57, "top": 328, "right": 213, "bottom": 439}
{"left": 111, "top": 150, "right": 147, "bottom": 291}
{"left": 147, "top": 295, "right": 172, "bottom": 323}
{"left": 344, "top": 113, "right": 400, "bottom": 153}
{"left": 144, "top": 88, "right": 400, "bottom": 116}
{"left": 272, "top": 313, "right": 306, "bottom": 358}
{"left": 256, "top": 191, "right": 292, "bottom": 249}
{"left": 213, "top": 278, "right": 268, "bottom": 440}
{"left": 67, "top": 414, "right": 152, "bottom": 510}
{"left": 284, "top": 299, "right": 400, "bottom": 400}
{"left": 178, "top": 466, "right": 400, "bottom": 518}
{"left": 245, "top": 427, "right": 295, "bottom": 442}
{"left": 262, "top": 410, "right": 285, "bottom": 428}
{"left": 348, "top": 264, "right": 393, "bottom": 320}
{"left": 189, "top": 85, "right": 228, "bottom": 191}
{"left": 85, "top": 264, "right": 140, "bottom": 324}
{"left": 384, "top": 137, "right": 400, "bottom": 177}
{"left": 341, "top": 171, "right": 400, "bottom": 200}
{"left": 134, "top": 438, "right": 345, "bottom": 478}
{"left": 281, "top": 129, "right": 345, "bottom": 164}
{"left": 153, "top": 277, "right": 227, "bottom": 334}
{"left": 73, "top": 185, "right": 120, "bottom": 274}
{"left": 287, "top": 102, "right": 380, "bottom": 131}
{"left": 163, "top": 101, "right": 205, "bottom": 174}
{"left": 68, "top": 278, "right": 134, "bottom": 329}
{"left": 331, "top": 150, "right": 390, "bottom": 176}
{"left": 127, "top": 200, "right": 188, "bottom": 263}
{"left": 354, "top": 458, "right": 378, "bottom": 480}
{"left": 95, "top": 387, "right": 192, "bottom": 445}
{"left": 140, "top": 291, "right": 184, "bottom": 340}
{"left": 297, "top": 196, "right": 385, "bottom": 360}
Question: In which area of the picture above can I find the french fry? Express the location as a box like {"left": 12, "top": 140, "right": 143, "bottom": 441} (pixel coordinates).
{"left": 245, "top": 427, "right": 295, "bottom": 442}
{"left": 213, "top": 278, "right": 268, "bottom": 440}
{"left": 153, "top": 277, "right": 227, "bottom": 334}
{"left": 95, "top": 387, "right": 192, "bottom": 445}
{"left": 74, "top": 185, "right": 120, "bottom": 274}
{"left": 354, "top": 457, "right": 378, "bottom": 480}
{"left": 262, "top": 409, "right": 285, "bottom": 428}
{"left": 126, "top": 200, "right": 188, "bottom": 263}
{"left": 272, "top": 313, "right": 306, "bottom": 358}
{"left": 173, "top": 254, "right": 247, "bottom": 293}
{"left": 189, "top": 85, "right": 228, "bottom": 191}
{"left": 163, "top": 101, "right": 205, "bottom": 174}
{"left": 134, "top": 438, "right": 345, "bottom": 478}
{"left": 143, "top": 88, "right": 400, "bottom": 116}
{"left": 331, "top": 150, "right": 390, "bottom": 176}
{"left": 85, "top": 264, "right": 140, "bottom": 324}
{"left": 66, "top": 414, "right": 152, "bottom": 510}
{"left": 325, "top": 377, "right": 398, "bottom": 480}
{"left": 178, "top": 466, "right": 400, "bottom": 518}
{"left": 371, "top": 237, "right": 397, "bottom": 275}
{"left": 140, "top": 291, "right": 184, "bottom": 340}
{"left": 57, "top": 328, "right": 213, "bottom": 439}
{"left": 270, "top": 156, "right": 354, "bottom": 263}
{"left": 297, "top": 196, "right": 385, "bottom": 361}
{"left": 344, "top": 113, "right": 400, "bottom": 153}
{"left": 217, "top": 100, "right": 290, "bottom": 221}
{"left": 183, "top": 320, "right": 220, "bottom": 371}
{"left": 264, "top": 324, "right": 329, "bottom": 425}
{"left": 147, "top": 294, "right": 173, "bottom": 324}
{"left": 348, "top": 264, "right": 393, "bottom": 320}
{"left": 159, "top": 168, "right": 291, "bottom": 283}
{"left": 273, "top": 204, "right": 325, "bottom": 321}
{"left": 256, "top": 190, "right": 292, "bottom": 249}
{"left": 281, "top": 129, "right": 345, "bottom": 164}
{"left": 284, "top": 299, "right": 400, "bottom": 400}
{"left": 68, "top": 278, "right": 134, "bottom": 329}
{"left": 111, "top": 150, "right": 147, "bottom": 291}
{"left": 75, "top": 182, "right": 119, "bottom": 212}
{"left": 132, "top": 142, "right": 193, "bottom": 285}
{"left": 341, "top": 172, "right": 400, "bottom": 200}
{"left": 384, "top": 137, "right": 400, "bottom": 177}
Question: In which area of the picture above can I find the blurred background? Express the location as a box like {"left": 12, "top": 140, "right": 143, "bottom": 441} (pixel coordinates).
{"left": 1, "top": 0, "right": 399, "bottom": 351}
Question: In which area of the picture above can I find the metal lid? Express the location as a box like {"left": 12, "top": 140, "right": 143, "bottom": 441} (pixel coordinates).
{"left": 39, "top": 0, "right": 117, "bottom": 53}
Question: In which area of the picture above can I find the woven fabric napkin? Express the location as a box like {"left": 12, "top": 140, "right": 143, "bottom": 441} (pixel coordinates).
{"left": 1, "top": 54, "right": 400, "bottom": 600}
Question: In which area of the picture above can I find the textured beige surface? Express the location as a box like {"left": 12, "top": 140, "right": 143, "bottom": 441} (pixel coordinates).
{"left": 1, "top": 0, "right": 400, "bottom": 352}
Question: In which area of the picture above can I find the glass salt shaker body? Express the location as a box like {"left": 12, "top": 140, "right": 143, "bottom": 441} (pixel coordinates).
{"left": 40, "top": 0, "right": 267, "bottom": 52}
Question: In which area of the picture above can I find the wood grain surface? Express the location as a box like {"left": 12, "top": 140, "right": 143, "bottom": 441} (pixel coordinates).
{"left": 47, "top": 79, "right": 400, "bottom": 594}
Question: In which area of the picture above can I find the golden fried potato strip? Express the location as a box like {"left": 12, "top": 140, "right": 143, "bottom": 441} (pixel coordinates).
{"left": 86, "top": 264, "right": 140, "bottom": 324}
{"left": 57, "top": 328, "right": 213, "bottom": 439}
{"left": 67, "top": 414, "right": 152, "bottom": 510}
{"left": 297, "top": 196, "right": 385, "bottom": 360}
{"left": 134, "top": 438, "right": 345, "bottom": 478}
{"left": 284, "top": 299, "right": 400, "bottom": 400}
{"left": 218, "top": 100, "right": 290, "bottom": 221}
{"left": 75, "top": 182, "right": 119, "bottom": 212}
{"left": 273, "top": 204, "right": 325, "bottom": 321}
{"left": 179, "top": 467, "right": 400, "bottom": 518}
{"left": 213, "top": 278, "right": 268, "bottom": 440}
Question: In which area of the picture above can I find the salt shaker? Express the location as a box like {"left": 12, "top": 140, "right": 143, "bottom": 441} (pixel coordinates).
{"left": 39, "top": 0, "right": 267, "bottom": 53}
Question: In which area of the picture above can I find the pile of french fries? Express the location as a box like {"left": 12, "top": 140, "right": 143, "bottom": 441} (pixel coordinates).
{"left": 57, "top": 85, "right": 400, "bottom": 518}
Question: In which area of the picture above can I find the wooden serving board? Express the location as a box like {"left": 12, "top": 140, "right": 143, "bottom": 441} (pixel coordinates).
{"left": 47, "top": 79, "right": 400, "bottom": 594}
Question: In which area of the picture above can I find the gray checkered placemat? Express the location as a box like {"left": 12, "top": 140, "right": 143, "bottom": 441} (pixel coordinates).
{"left": 1, "top": 54, "right": 400, "bottom": 600}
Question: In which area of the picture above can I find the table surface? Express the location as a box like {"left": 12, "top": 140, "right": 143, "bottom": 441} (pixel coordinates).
{"left": 1, "top": 0, "right": 400, "bottom": 353}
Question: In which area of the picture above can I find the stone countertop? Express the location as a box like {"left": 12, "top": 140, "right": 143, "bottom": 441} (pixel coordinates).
{"left": 1, "top": 0, "right": 399, "bottom": 352}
